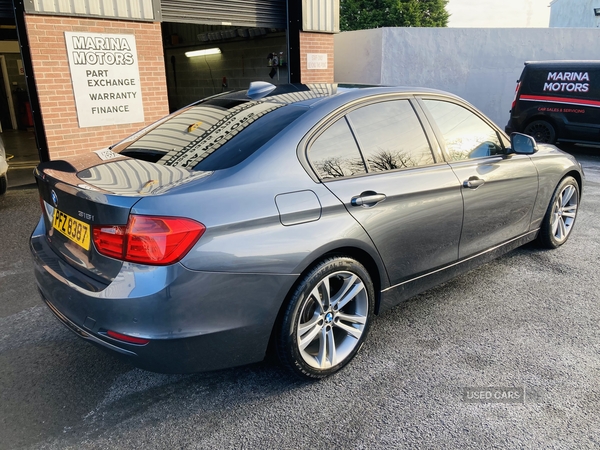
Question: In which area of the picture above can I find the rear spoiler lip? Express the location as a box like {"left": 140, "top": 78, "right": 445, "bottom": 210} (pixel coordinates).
{"left": 35, "top": 154, "right": 213, "bottom": 198}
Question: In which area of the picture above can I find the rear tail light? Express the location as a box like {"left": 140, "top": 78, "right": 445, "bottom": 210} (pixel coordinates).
{"left": 93, "top": 215, "right": 205, "bottom": 265}
{"left": 511, "top": 81, "right": 522, "bottom": 110}
{"left": 93, "top": 225, "right": 126, "bottom": 259}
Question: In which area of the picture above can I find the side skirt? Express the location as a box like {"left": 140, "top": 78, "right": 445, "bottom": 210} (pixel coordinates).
{"left": 378, "top": 230, "right": 539, "bottom": 314}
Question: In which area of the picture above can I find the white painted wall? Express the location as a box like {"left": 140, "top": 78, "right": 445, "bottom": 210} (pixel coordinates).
{"left": 550, "top": 0, "right": 600, "bottom": 27}
{"left": 448, "top": 0, "right": 550, "bottom": 28}
{"left": 335, "top": 27, "right": 600, "bottom": 127}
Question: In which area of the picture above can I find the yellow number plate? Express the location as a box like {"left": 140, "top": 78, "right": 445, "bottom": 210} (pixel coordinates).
{"left": 52, "top": 208, "right": 91, "bottom": 250}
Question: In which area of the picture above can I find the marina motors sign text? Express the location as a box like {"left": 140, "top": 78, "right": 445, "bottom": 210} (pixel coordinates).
{"left": 65, "top": 32, "right": 144, "bottom": 128}
{"left": 544, "top": 72, "right": 590, "bottom": 93}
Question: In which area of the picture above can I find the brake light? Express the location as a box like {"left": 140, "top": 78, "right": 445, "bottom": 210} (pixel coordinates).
{"left": 511, "top": 81, "right": 522, "bottom": 110}
{"left": 93, "top": 225, "right": 126, "bottom": 259}
{"left": 93, "top": 215, "right": 205, "bottom": 265}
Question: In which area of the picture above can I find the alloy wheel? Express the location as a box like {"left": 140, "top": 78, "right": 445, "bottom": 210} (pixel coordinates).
{"left": 550, "top": 184, "right": 578, "bottom": 243}
{"left": 296, "top": 270, "right": 369, "bottom": 370}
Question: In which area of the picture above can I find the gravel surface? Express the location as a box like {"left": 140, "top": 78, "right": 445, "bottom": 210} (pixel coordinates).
{"left": 1, "top": 150, "right": 599, "bottom": 450}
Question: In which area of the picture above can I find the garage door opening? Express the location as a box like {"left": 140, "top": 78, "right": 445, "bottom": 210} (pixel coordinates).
{"left": 0, "top": 20, "right": 41, "bottom": 188}
{"left": 162, "top": 22, "right": 288, "bottom": 112}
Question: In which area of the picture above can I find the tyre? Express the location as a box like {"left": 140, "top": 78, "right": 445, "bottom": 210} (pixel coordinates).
{"left": 538, "top": 176, "right": 579, "bottom": 249}
{"left": 524, "top": 120, "right": 556, "bottom": 144}
{"left": 0, "top": 174, "right": 7, "bottom": 196}
{"left": 276, "top": 256, "right": 375, "bottom": 379}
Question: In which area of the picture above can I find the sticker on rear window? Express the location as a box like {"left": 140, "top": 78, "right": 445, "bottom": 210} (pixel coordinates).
{"left": 187, "top": 121, "right": 203, "bottom": 133}
{"left": 94, "top": 149, "right": 122, "bottom": 161}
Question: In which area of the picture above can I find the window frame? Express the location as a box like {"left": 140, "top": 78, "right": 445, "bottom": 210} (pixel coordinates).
{"left": 415, "top": 95, "right": 510, "bottom": 163}
{"left": 301, "top": 94, "right": 446, "bottom": 183}
{"left": 345, "top": 99, "right": 439, "bottom": 174}
{"left": 306, "top": 115, "right": 369, "bottom": 180}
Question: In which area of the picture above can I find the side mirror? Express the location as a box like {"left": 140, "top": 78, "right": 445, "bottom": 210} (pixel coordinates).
{"left": 510, "top": 132, "right": 538, "bottom": 155}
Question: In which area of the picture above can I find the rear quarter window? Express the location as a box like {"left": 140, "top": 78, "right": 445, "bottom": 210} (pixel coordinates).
{"left": 308, "top": 118, "right": 367, "bottom": 179}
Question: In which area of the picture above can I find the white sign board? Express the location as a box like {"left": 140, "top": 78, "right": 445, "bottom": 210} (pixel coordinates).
{"left": 17, "top": 59, "right": 24, "bottom": 75}
{"left": 307, "top": 53, "right": 328, "bottom": 70}
{"left": 64, "top": 32, "right": 144, "bottom": 128}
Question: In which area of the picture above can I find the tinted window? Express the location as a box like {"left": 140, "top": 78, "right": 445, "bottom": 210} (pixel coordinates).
{"left": 348, "top": 100, "right": 434, "bottom": 172}
{"left": 308, "top": 118, "right": 367, "bottom": 179}
{"left": 120, "top": 101, "right": 306, "bottom": 170}
{"left": 423, "top": 100, "right": 503, "bottom": 161}
{"left": 194, "top": 106, "right": 306, "bottom": 171}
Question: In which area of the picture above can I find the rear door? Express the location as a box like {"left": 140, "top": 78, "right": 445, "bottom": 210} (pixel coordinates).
{"left": 306, "top": 97, "right": 463, "bottom": 286}
{"left": 419, "top": 97, "right": 539, "bottom": 259}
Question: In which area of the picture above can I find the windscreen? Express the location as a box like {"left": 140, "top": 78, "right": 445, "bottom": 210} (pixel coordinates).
{"left": 119, "top": 98, "right": 306, "bottom": 171}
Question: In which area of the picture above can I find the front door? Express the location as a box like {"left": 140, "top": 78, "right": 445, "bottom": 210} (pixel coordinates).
{"left": 420, "top": 98, "right": 538, "bottom": 259}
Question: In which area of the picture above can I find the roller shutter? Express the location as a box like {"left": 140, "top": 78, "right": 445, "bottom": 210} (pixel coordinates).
{"left": 160, "top": 0, "right": 287, "bottom": 28}
{"left": 0, "top": 0, "right": 13, "bottom": 21}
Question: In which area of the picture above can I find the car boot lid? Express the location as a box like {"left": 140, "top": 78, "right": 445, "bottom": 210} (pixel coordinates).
{"left": 36, "top": 149, "right": 211, "bottom": 197}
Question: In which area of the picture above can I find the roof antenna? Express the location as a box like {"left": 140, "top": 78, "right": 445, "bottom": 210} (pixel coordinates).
{"left": 247, "top": 81, "right": 276, "bottom": 100}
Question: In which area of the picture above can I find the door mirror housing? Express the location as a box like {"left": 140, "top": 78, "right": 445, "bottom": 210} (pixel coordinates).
{"left": 510, "top": 132, "right": 538, "bottom": 155}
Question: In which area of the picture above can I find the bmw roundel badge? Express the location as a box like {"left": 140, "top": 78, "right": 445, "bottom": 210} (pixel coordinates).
{"left": 51, "top": 190, "right": 58, "bottom": 207}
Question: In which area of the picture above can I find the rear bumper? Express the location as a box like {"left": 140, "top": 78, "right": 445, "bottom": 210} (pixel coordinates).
{"left": 30, "top": 217, "right": 297, "bottom": 373}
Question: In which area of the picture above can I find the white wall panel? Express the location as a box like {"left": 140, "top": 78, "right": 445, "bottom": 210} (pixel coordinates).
{"left": 100, "top": 0, "right": 116, "bottom": 17}
{"left": 550, "top": 0, "right": 600, "bottom": 27}
{"left": 28, "top": 0, "right": 155, "bottom": 20}
{"left": 303, "top": 0, "right": 339, "bottom": 33}
{"left": 335, "top": 27, "right": 600, "bottom": 127}
{"left": 34, "top": 0, "right": 56, "bottom": 12}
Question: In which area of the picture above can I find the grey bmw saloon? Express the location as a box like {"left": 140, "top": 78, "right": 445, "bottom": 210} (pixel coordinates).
{"left": 30, "top": 83, "right": 583, "bottom": 379}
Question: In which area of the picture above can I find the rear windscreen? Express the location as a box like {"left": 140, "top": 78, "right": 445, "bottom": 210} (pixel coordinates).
{"left": 119, "top": 98, "right": 306, "bottom": 171}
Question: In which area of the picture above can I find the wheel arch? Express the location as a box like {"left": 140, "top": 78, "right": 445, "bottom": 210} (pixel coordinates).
{"left": 290, "top": 245, "right": 385, "bottom": 314}
{"left": 566, "top": 169, "right": 583, "bottom": 197}
{"left": 321, "top": 246, "right": 384, "bottom": 311}
{"left": 265, "top": 245, "right": 387, "bottom": 361}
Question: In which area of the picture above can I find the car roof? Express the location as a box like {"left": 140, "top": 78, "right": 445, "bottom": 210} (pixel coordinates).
{"left": 207, "top": 83, "right": 462, "bottom": 109}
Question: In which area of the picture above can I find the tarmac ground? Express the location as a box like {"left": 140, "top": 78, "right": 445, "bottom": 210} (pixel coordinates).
{"left": 2, "top": 129, "right": 39, "bottom": 188}
{"left": 0, "top": 146, "right": 599, "bottom": 449}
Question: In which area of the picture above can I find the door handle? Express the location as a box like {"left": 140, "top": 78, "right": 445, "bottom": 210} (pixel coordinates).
{"left": 463, "top": 177, "right": 485, "bottom": 189}
{"left": 351, "top": 192, "right": 386, "bottom": 207}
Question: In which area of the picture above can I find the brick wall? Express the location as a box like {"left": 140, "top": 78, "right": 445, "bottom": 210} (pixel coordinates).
{"left": 299, "top": 32, "right": 334, "bottom": 84}
{"left": 25, "top": 15, "right": 169, "bottom": 160}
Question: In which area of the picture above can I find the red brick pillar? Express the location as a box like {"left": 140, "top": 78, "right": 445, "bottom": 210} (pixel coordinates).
{"left": 299, "top": 32, "right": 335, "bottom": 84}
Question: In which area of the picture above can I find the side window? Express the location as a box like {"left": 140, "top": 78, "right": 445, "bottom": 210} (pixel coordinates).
{"left": 348, "top": 100, "right": 434, "bottom": 172}
{"left": 422, "top": 100, "right": 504, "bottom": 161}
{"left": 308, "top": 118, "right": 367, "bottom": 179}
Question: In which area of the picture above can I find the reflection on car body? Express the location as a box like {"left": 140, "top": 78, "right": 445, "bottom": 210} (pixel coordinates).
{"left": 31, "top": 83, "right": 583, "bottom": 379}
